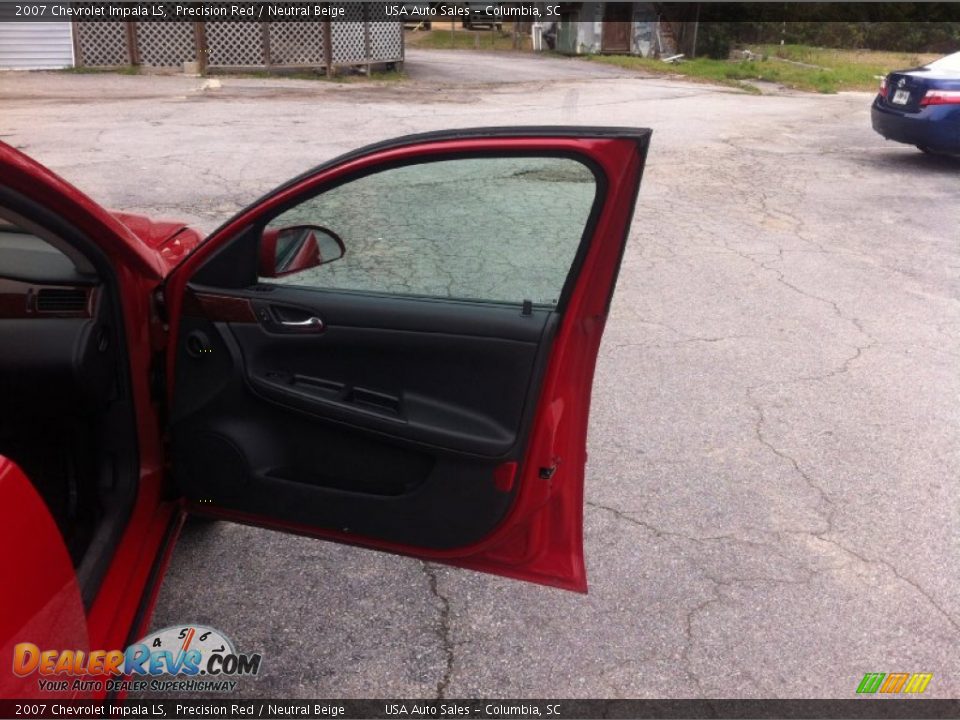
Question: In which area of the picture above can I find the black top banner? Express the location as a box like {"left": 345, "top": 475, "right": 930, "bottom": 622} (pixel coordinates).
{"left": 4, "top": 699, "right": 960, "bottom": 719}
{"left": 2, "top": 2, "right": 960, "bottom": 24}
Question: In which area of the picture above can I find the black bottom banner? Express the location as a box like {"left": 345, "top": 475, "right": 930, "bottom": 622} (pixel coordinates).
{"left": 2, "top": 699, "right": 960, "bottom": 720}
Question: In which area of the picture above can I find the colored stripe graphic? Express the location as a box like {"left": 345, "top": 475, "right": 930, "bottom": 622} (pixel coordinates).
{"left": 857, "top": 673, "right": 885, "bottom": 694}
{"left": 903, "top": 673, "right": 933, "bottom": 694}
{"left": 857, "top": 672, "right": 933, "bottom": 694}
{"left": 880, "top": 673, "right": 909, "bottom": 693}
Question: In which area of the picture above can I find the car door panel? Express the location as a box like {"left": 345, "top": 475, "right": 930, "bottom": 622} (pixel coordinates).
{"left": 165, "top": 128, "right": 650, "bottom": 591}
{"left": 236, "top": 291, "right": 552, "bottom": 455}
{"left": 239, "top": 324, "right": 539, "bottom": 457}
{"left": 172, "top": 285, "right": 559, "bottom": 548}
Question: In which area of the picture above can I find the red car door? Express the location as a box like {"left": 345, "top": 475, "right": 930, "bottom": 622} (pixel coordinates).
{"left": 0, "top": 141, "right": 186, "bottom": 677}
{"left": 164, "top": 128, "right": 650, "bottom": 592}
{"left": 0, "top": 458, "right": 89, "bottom": 699}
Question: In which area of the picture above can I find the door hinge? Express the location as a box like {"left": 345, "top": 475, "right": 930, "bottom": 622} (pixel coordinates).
{"left": 152, "top": 287, "right": 168, "bottom": 323}
{"left": 149, "top": 349, "right": 167, "bottom": 410}
{"left": 148, "top": 286, "right": 170, "bottom": 354}
{"left": 153, "top": 285, "right": 167, "bottom": 322}
{"left": 148, "top": 285, "right": 171, "bottom": 440}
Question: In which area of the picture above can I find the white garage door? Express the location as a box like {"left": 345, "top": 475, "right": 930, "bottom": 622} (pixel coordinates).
{"left": 0, "top": 22, "right": 74, "bottom": 69}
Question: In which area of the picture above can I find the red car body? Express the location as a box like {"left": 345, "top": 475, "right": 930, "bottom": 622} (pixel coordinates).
{"left": 0, "top": 128, "right": 649, "bottom": 699}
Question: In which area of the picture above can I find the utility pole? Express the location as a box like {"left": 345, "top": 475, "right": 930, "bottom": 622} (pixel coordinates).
{"left": 690, "top": 3, "right": 699, "bottom": 58}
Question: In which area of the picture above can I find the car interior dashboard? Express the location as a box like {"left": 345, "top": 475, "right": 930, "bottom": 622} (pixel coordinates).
{"left": 0, "top": 221, "right": 112, "bottom": 418}
{"left": 0, "top": 214, "right": 135, "bottom": 604}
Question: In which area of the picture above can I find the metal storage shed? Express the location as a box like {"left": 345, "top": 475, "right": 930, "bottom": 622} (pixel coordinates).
{"left": 0, "top": 22, "right": 75, "bottom": 69}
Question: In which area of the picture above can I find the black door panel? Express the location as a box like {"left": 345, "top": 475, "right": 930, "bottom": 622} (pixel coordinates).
{"left": 173, "top": 399, "right": 515, "bottom": 547}
{"left": 249, "top": 287, "right": 552, "bottom": 341}
{"left": 237, "top": 324, "right": 543, "bottom": 456}
{"left": 171, "top": 284, "right": 559, "bottom": 548}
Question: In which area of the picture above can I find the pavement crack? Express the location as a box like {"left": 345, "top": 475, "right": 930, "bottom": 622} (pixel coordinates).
{"left": 746, "top": 385, "right": 834, "bottom": 533}
{"left": 788, "top": 531, "right": 960, "bottom": 638}
{"left": 677, "top": 583, "right": 718, "bottom": 697}
{"left": 757, "top": 254, "right": 877, "bottom": 353}
{"left": 587, "top": 500, "right": 681, "bottom": 539}
{"left": 613, "top": 334, "right": 752, "bottom": 349}
{"left": 421, "top": 562, "right": 454, "bottom": 700}
{"left": 744, "top": 352, "right": 960, "bottom": 641}
{"left": 587, "top": 501, "right": 720, "bottom": 696}
{"left": 840, "top": 546, "right": 960, "bottom": 637}
{"left": 617, "top": 316, "right": 755, "bottom": 349}
{"left": 794, "top": 339, "right": 877, "bottom": 383}
{"left": 587, "top": 501, "right": 809, "bottom": 574}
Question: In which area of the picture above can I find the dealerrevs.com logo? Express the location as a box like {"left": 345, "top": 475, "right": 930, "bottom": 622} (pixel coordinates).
{"left": 13, "top": 625, "right": 262, "bottom": 694}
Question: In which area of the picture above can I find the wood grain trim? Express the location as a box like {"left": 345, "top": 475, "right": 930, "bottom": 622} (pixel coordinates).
{"left": 187, "top": 291, "right": 257, "bottom": 323}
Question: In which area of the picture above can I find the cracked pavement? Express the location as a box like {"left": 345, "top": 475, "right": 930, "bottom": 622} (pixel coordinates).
{"left": 2, "top": 49, "right": 958, "bottom": 698}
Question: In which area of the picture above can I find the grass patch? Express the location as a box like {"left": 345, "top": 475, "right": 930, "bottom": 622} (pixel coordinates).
{"left": 61, "top": 64, "right": 403, "bottom": 83}
{"left": 584, "top": 55, "right": 763, "bottom": 93}
{"left": 755, "top": 44, "right": 941, "bottom": 91}
{"left": 759, "top": 44, "right": 939, "bottom": 75}
{"left": 61, "top": 65, "right": 141, "bottom": 75}
{"left": 406, "top": 28, "right": 526, "bottom": 52}
{"left": 585, "top": 45, "right": 944, "bottom": 94}
{"left": 366, "top": 69, "right": 407, "bottom": 83}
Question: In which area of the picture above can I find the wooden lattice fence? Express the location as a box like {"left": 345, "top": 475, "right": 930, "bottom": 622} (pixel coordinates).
{"left": 74, "top": 13, "right": 403, "bottom": 72}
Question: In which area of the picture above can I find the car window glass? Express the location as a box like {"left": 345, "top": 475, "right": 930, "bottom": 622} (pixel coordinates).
{"left": 926, "top": 52, "right": 960, "bottom": 71}
{"left": 0, "top": 219, "right": 93, "bottom": 283}
{"left": 259, "top": 156, "right": 598, "bottom": 306}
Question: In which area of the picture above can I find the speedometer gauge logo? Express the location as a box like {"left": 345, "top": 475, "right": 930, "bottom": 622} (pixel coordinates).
{"left": 131, "top": 625, "right": 261, "bottom": 677}
{"left": 139, "top": 626, "right": 235, "bottom": 661}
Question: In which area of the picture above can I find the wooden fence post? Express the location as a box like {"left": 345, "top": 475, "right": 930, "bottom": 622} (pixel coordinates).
{"left": 261, "top": 22, "right": 272, "bottom": 67}
{"left": 195, "top": 22, "right": 208, "bottom": 73}
{"left": 324, "top": 17, "right": 334, "bottom": 77}
{"left": 126, "top": 22, "right": 140, "bottom": 66}
{"left": 71, "top": 20, "right": 83, "bottom": 66}
{"left": 363, "top": 4, "right": 372, "bottom": 75}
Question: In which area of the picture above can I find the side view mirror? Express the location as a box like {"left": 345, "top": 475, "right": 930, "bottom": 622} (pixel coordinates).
{"left": 259, "top": 225, "right": 346, "bottom": 279}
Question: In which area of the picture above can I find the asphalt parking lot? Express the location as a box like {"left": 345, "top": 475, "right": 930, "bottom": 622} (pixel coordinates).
{"left": 2, "top": 49, "right": 958, "bottom": 698}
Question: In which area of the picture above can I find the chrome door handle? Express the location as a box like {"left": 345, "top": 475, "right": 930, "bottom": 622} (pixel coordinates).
{"left": 279, "top": 316, "right": 324, "bottom": 331}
